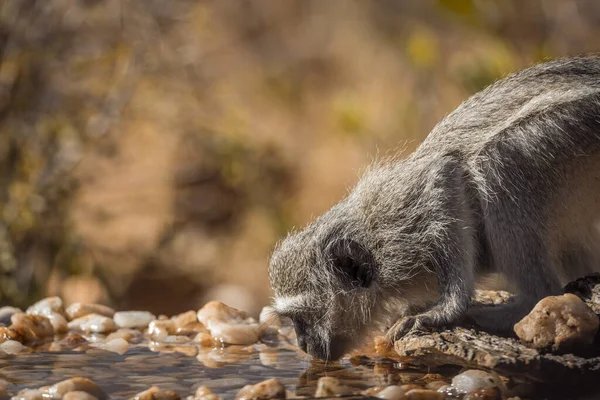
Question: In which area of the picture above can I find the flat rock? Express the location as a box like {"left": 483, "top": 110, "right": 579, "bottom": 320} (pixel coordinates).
{"left": 395, "top": 326, "right": 600, "bottom": 383}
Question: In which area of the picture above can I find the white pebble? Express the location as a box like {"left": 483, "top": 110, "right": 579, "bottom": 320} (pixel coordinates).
{"left": 26, "top": 296, "right": 63, "bottom": 316}
{"left": 0, "top": 340, "right": 26, "bottom": 354}
{"left": 47, "top": 312, "right": 68, "bottom": 334}
{"left": 100, "top": 338, "right": 129, "bottom": 354}
{"left": 66, "top": 303, "right": 115, "bottom": 320}
{"left": 113, "top": 311, "right": 156, "bottom": 329}
{"left": 376, "top": 385, "right": 406, "bottom": 400}
{"left": 208, "top": 320, "right": 259, "bottom": 345}
{"left": 0, "top": 306, "right": 21, "bottom": 325}
{"left": 451, "top": 370, "right": 500, "bottom": 393}
{"left": 63, "top": 391, "right": 99, "bottom": 400}
{"left": 67, "top": 314, "right": 116, "bottom": 334}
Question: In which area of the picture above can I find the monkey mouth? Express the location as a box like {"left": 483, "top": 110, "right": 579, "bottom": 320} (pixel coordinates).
{"left": 303, "top": 335, "right": 352, "bottom": 361}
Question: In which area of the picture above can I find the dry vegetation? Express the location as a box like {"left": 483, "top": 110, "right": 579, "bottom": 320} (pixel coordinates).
{"left": 0, "top": 0, "right": 599, "bottom": 315}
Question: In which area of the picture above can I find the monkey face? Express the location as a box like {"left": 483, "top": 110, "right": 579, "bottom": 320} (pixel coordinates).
{"left": 269, "top": 224, "right": 378, "bottom": 361}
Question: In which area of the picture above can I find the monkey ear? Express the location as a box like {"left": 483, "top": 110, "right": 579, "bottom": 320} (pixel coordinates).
{"left": 326, "top": 238, "right": 375, "bottom": 288}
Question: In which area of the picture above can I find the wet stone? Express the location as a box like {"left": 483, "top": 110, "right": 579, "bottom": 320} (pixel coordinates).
{"left": 114, "top": 311, "right": 156, "bottom": 330}
{"left": 0, "top": 340, "right": 26, "bottom": 354}
{"left": 375, "top": 385, "right": 406, "bottom": 399}
{"left": 0, "top": 307, "right": 21, "bottom": 326}
{"left": 464, "top": 387, "right": 502, "bottom": 400}
{"left": 11, "top": 313, "right": 54, "bottom": 342}
{"left": 62, "top": 391, "right": 99, "bottom": 400}
{"left": 514, "top": 293, "right": 599, "bottom": 353}
{"left": 106, "top": 329, "right": 142, "bottom": 343}
{"left": 404, "top": 389, "right": 444, "bottom": 399}
{"left": 130, "top": 386, "right": 180, "bottom": 400}
{"left": 12, "top": 387, "right": 46, "bottom": 400}
{"left": 197, "top": 302, "right": 259, "bottom": 346}
{"left": 46, "top": 312, "right": 68, "bottom": 334}
{"left": 451, "top": 370, "right": 500, "bottom": 393}
{"left": 235, "top": 378, "right": 286, "bottom": 400}
{"left": 26, "top": 297, "right": 64, "bottom": 317}
{"left": 66, "top": 303, "right": 115, "bottom": 320}
{"left": 99, "top": 338, "right": 129, "bottom": 354}
{"left": 67, "top": 314, "right": 116, "bottom": 334}
{"left": 314, "top": 377, "right": 352, "bottom": 398}
{"left": 192, "top": 386, "right": 220, "bottom": 400}
{"left": 45, "top": 377, "right": 107, "bottom": 400}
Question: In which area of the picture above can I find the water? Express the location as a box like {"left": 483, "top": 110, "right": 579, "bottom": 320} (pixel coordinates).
{"left": 0, "top": 342, "right": 445, "bottom": 399}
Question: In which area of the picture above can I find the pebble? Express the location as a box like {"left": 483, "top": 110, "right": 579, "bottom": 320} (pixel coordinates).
{"left": 11, "top": 313, "right": 54, "bottom": 341}
{"left": 58, "top": 332, "right": 88, "bottom": 347}
{"left": 63, "top": 392, "right": 99, "bottom": 400}
{"left": 197, "top": 302, "right": 259, "bottom": 345}
{"left": 424, "top": 381, "right": 447, "bottom": 391}
{"left": 44, "top": 377, "right": 106, "bottom": 400}
{"left": 514, "top": 293, "right": 599, "bottom": 353}
{"left": 67, "top": 314, "right": 117, "bottom": 334}
{"left": 26, "top": 297, "right": 64, "bottom": 316}
{"left": 148, "top": 320, "right": 174, "bottom": 340}
{"left": 106, "top": 328, "right": 143, "bottom": 343}
{"left": 375, "top": 385, "right": 406, "bottom": 399}
{"left": 193, "top": 332, "right": 215, "bottom": 347}
{"left": 171, "top": 311, "right": 198, "bottom": 329}
{"left": 0, "top": 326, "right": 22, "bottom": 344}
{"left": 0, "top": 340, "right": 26, "bottom": 354}
{"left": 0, "top": 306, "right": 21, "bottom": 326}
{"left": 65, "top": 303, "right": 115, "bottom": 320}
{"left": 451, "top": 370, "right": 500, "bottom": 393}
{"left": 130, "top": 386, "right": 180, "bottom": 400}
{"left": 113, "top": 311, "right": 156, "bottom": 329}
{"left": 235, "top": 378, "right": 286, "bottom": 400}
{"left": 12, "top": 387, "right": 46, "bottom": 400}
{"left": 193, "top": 386, "right": 220, "bottom": 400}
{"left": 99, "top": 338, "right": 129, "bottom": 354}
{"left": 46, "top": 312, "right": 68, "bottom": 334}
{"left": 464, "top": 387, "right": 502, "bottom": 400}
{"left": 404, "top": 389, "right": 444, "bottom": 399}
{"left": 314, "top": 377, "right": 351, "bottom": 398}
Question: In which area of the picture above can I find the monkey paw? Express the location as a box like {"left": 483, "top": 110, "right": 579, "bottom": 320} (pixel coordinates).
{"left": 386, "top": 314, "right": 433, "bottom": 343}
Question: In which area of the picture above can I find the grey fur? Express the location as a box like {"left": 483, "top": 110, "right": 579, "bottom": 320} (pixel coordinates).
{"left": 268, "top": 55, "right": 600, "bottom": 360}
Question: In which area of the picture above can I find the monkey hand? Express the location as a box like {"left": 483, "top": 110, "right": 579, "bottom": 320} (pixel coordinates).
{"left": 386, "top": 314, "right": 434, "bottom": 343}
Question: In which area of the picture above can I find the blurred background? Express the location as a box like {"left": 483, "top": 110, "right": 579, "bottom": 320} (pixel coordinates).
{"left": 1, "top": 0, "right": 599, "bottom": 316}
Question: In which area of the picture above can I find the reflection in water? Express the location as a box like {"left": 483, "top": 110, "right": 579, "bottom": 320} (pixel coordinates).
{"left": 0, "top": 342, "right": 442, "bottom": 399}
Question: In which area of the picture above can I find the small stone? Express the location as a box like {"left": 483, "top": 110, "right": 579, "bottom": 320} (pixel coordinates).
{"left": 235, "top": 378, "right": 286, "bottom": 400}
{"left": 10, "top": 313, "right": 54, "bottom": 341}
{"left": 208, "top": 320, "right": 259, "bottom": 345}
{"left": 66, "top": 303, "right": 115, "bottom": 320}
{"left": 0, "top": 340, "right": 26, "bottom": 354}
{"left": 400, "top": 385, "right": 421, "bottom": 393}
{"left": 404, "top": 389, "right": 444, "bottom": 399}
{"left": 193, "top": 332, "right": 215, "bottom": 347}
{"left": 193, "top": 386, "right": 220, "bottom": 400}
{"left": 44, "top": 377, "right": 106, "bottom": 400}
{"left": 46, "top": 312, "right": 68, "bottom": 334}
{"left": 451, "top": 370, "right": 500, "bottom": 393}
{"left": 67, "top": 314, "right": 116, "bottom": 334}
{"left": 100, "top": 338, "right": 129, "bottom": 354}
{"left": 314, "top": 377, "right": 351, "bottom": 398}
{"left": 63, "top": 392, "right": 99, "bottom": 400}
{"left": 130, "top": 386, "right": 180, "bottom": 400}
{"left": 425, "top": 381, "right": 447, "bottom": 391}
{"left": 514, "top": 293, "right": 599, "bottom": 353}
{"left": 375, "top": 385, "right": 406, "bottom": 399}
{"left": 106, "top": 329, "right": 142, "bottom": 343}
{"left": 113, "top": 311, "right": 156, "bottom": 329}
{"left": 0, "top": 307, "right": 21, "bottom": 326}
{"left": 361, "top": 387, "right": 385, "bottom": 397}
{"left": 172, "top": 311, "right": 197, "bottom": 328}
{"left": 26, "top": 297, "right": 63, "bottom": 316}
{"left": 59, "top": 332, "right": 88, "bottom": 347}
{"left": 197, "top": 301, "right": 253, "bottom": 326}
{"left": 148, "top": 320, "right": 175, "bottom": 340}
{"left": 464, "top": 387, "right": 502, "bottom": 400}
{"left": 0, "top": 326, "right": 22, "bottom": 343}
{"left": 12, "top": 388, "right": 46, "bottom": 400}
{"left": 176, "top": 322, "right": 206, "bottom": 335}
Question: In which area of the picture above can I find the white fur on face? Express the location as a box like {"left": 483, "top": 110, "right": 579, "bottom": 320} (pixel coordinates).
{"left": 273, "top": 294, "right": 308, "bottom": 315}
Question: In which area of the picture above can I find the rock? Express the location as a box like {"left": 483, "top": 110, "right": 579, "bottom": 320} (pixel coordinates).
{"left": 193, "top": 332, "right": 215, "bottom": 347}
{"left": 148, "top": 320, "right": 174, "bottom": 340}
{"left": 463, "top": 387, "right": 502, "bottom": 400}
{"left": 65, "top": 303, "right": 115, "bottom": 320}
{"left": 130, "top": 386, "right": 180, "bottom": 400}
{"left": 171, "top": 311, "right": 197, "bottom": 329}
{"left": 193, "top": 386, "right": 220, "bottom": 400}
{"left": 0, "top": 327, "right": 22, "bottom": 344}
{"left": 106, "top": 328, "right": 142, "bottom": 343}
{"left": 473, "top": 290, "right": 514, "bottom": 306}
{"left": 113, "top": 311, "right": 156, "bottom": 329}
{"left": 514, "top": 293, "right": 599, "bottom": 353}
{"left": 361, "top": 386, "right": 385, "bottom": 397}
{"left": 99, "top": 338, "right": 129, "bottom": 354}
{"left": 58, "top": 332, "right": 88, "bottom": 347}
{"left": 314, "top": 377, "right": 352, "bottom": 398}
{"left": 26, "top": 297, "right": 64, "bottom": 316}
{"left": 564, "top": 273, "right": 600, "bottom": 313}
{"left": 424, "top": 381, "right": 447, "bottom": 391}
{"left": 46, "top": 312, "right": 68, "bottom": 334}
{"left": 12, "top": 388, "right": 46, "bottom": 400}
{"left": 0, "top": 307, "right": 21, "bottom": 326}
{"left": 67, "top": 314, "right": 116, "bottom": 334}
{"left": 394, "top": 326, "right": 600, "bottom": 383}
{"left": 44, "top": 377, "right": 106, "bottom": 400}
{"left": 375, "top": 385, "right": 406, "bottom": 399}
{"left": 404, "top": 389, "right": 444, "bottom": 399}
{"left": 10, "top": 313, "right": 54, "bottom": 341}
{"left": 197, "top": 302, "right": 259, "bottom": 345}
{"left": 0, "top": 340, "right": 26, "bottom": 354}
{"left": 235, "top": 378, "right": 286, "bottom": 400}
{"left": 451, "top": 370, "right": 501, "bottom": 393}
{"left": 63, "top": 392, "right": 99, "bottom": 400}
